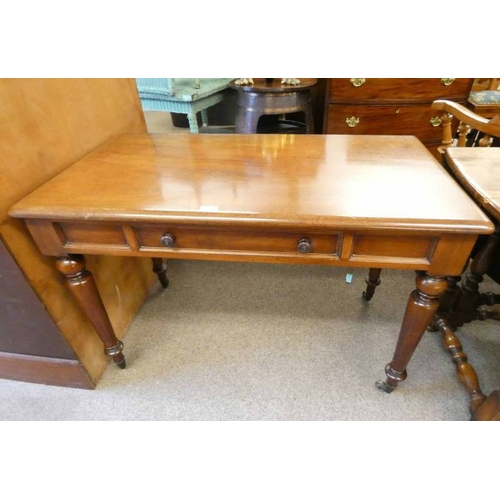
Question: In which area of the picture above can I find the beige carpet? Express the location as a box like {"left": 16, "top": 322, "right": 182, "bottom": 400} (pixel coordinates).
{"left": 1, "top": 112, "right": 499, "bottom": 420}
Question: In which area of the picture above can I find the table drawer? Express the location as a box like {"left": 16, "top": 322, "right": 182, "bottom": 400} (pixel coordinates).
{"left": 330, "top": 78, "right": 472, "bottom": 102}
{"left": 326, "top": 103, "right": 447, "bottom": 143}
{"left": 134, "top": 225, "right": 340, "bottom": 256}
{"left": 57, "top": 221, "right": 128, "bottom": 246}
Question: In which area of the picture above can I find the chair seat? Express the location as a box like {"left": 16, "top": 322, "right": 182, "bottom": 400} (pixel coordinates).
{"left": 468, "top": 90, "right": 500, "bottom": 118}
{"left": 445, "top": 147, "right": 500, "bottom": 221}
{"left": 468, "top": 90, "right": 500, "bottom": 105}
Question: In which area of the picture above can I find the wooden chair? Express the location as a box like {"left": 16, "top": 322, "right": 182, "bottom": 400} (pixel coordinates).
{"left": 470, "top": 78, "right": 499, "bottom": 92}
{"left": 468, "top": 78, "right": 500, "bottom": 118}
{"left": 432, "top": 99, "right": 500, "bottom": 150}
{"left": 364, "top": 100, "right": 500, "bottom": 419}
{"left": 428, "top": 100, "right": 500, "bottom": 420}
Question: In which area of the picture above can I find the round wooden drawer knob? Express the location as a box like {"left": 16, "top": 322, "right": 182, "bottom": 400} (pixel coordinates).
{"left": 297, "top": 238, "right": 312, "bottom": 253}
{"left": 160, "top": 233, "right": 176, "bottom": 247}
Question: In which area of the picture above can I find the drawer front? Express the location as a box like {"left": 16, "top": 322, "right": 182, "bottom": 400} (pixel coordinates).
{"left": 330, "top": 78, "right": 472, "bottom": 102}
{"left": 326, "top": 103, "right": 449, "bottom": 143}
{"left": 57, "top": 221, "right": 128, "bottom": 246}
{"left": 135, "top": 225, "right": 340, "bottom": 256}
{"left": 352, "top": 234, "right": 435, "bottom": 260}
{"left": 26, "top": 219, "right": 441, "bottom": 270}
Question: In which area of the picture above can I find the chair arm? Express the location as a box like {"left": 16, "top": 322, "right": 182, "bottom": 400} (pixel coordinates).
{"left": 432, "top": 100, "right": 500, "bottom": 136}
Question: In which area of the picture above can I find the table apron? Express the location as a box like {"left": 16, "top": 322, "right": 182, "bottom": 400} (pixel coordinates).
{"left": 25, "top": 219, "right": 478, "bottom": 276}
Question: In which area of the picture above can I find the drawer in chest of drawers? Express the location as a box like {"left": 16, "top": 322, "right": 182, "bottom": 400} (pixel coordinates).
{"left": 330, "top": 78, "right": 473, "bottom": 102}
{"left": 326, "top": 103, "right": 448, "bottom": 142}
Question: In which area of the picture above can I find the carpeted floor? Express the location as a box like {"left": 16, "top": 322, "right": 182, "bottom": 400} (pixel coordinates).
{"left": 1, "top": 112, "right": 499, "bottom": 421}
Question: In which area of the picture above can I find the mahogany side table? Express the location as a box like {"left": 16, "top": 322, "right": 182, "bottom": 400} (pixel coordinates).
{"left": 230, "top": 78, "right": 316, "bottom": 134}
{"left": 9, "top": 134, "right": 494, "bottom": 398}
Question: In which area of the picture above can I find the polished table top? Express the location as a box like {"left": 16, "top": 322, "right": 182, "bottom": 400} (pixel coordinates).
{"left": 11, "top": 133, "right": 492, "bottom": 235}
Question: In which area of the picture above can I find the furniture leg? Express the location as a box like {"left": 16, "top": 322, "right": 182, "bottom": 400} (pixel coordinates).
{"left": 479, "top": 291, "right": 500, "bottom": 306}
{"left": 56, "top": 255, "right": 126, "bottom": 368}
{"left": 201, "top": 109, "right": 209, "bottom": 128}
{"left": 362, "top": 267, "right": 382, "bottom": 301}
{"left": 425, "top": 232, "right": 500, "bottom": 414}
{"left": 152, "top": 257, "right": 169, "bottom": 288}
{"left": 187, "top": 112, "right": 199, "bottom": 133}
{"left": 434, "top": 317, "right": 487, "bottom": 415}
{"left": 438, "top": 233, "right": 500, "bottom": 328}
{"left": 441, "top": 275, "right": 462, "bottom": 309}
{"left": 234, "top": 109, "right": 261, "bottom": 134}
{"left": 304, "top": 107, "right": 315, "bottom": 134}
{"left": 376, "top": 272, "right": 447, "bottom": 393}
{"left": 464, "top": 232, "right": 500, "bottom": 294}
{"left": 476, "top": 308, "right": 500, "bottom": 320}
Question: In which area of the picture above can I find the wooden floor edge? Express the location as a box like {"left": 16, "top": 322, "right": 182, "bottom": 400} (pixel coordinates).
{"left": 0, "top": 352, "right": 95, "bottom": 389}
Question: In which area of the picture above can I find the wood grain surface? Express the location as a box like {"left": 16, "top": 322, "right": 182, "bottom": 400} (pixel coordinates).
{"left": 445, "top": 147, "right": 500, "bottom": 221}
{"left": 10, "top": 133, "right": 492, "bottom": 235}
{"left": 0, "top": 79, "right": 156, "bottom": 384}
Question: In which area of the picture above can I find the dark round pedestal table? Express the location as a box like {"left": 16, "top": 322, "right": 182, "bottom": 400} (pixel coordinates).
{"left": 230, "top": 78, "right": 317, "bottom": 134}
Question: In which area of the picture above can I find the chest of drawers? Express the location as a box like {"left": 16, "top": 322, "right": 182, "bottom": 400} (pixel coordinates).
{"left": 323, "top": 78, "right": 474, "bottom": 157}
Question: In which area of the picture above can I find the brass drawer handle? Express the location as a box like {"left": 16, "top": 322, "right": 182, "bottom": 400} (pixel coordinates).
{"left": 441, "top": 78, "right": 455, "bottom": 86}
{"left": 346, "top": 116, "right": 360, "bottom": 128}
{"left": 297, "top": 238, "right": 312, "bottom": 253}
{"left": 350, "top": 78, "right": 366, "bottom": 88}
{"left": 160, "top": 233, "right": 176, "bottom": 247}
{"left": 429, "top": 116, "right": 442, "bottom": 127}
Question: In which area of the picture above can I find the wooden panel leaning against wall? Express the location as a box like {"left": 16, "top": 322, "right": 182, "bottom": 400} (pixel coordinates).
{"left": 0, "top": 79, "right": 156, "bottom": 388}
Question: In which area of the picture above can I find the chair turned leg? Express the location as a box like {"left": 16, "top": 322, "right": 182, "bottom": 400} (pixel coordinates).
{"left": 152, "top": 258, "right": 169, "bottom": 288}
{"left": 434, "top": 317, "right": 487, "bottom": 415}
{"left": 187, "top": 112, "right": 200, "bottom": 133}
{"left": 363, "top": 268, "right": 382, "bottom": 301}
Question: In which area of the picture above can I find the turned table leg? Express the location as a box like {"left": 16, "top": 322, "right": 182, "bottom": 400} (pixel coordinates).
{"left": 152, "top": 257, "right": 169, "bottom": 288}
{"left": 304, "top": 107, "right": 315, "bottom": 134}
{"left": 234, "top": 109, "right": 261, "bottom": 134}
{"left": 56, "top": 255, "right": 126, "bottom": 369}
{"left": 376, "top": 272, "right": 447, "bottom": 393}
{"left": 362, "top": 268, "right": 382, "bottom": 301}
